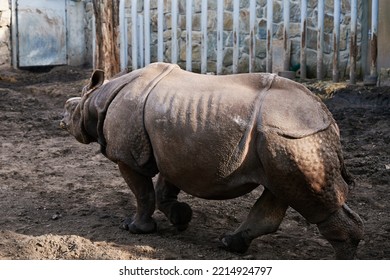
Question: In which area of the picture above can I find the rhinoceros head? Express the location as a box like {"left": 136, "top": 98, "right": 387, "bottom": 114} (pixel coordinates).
{"left": 60, "top": 70, "right": 105, "bottom": 144}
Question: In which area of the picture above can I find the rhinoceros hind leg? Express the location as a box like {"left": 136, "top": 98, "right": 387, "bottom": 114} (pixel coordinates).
{"left": 220, "top": 231, "right": 251, "bottom": 254}
{"left": 221, "top": 188, "right": 288, "bottom": 253}
{"left": 118, "top": 162, "right": 157, "bottom": 234}
{"left": 166, "top": 202, "right": 193, "bottom": 231}
{"left": 317, "top": 204, "right": 364, "bottom": 259}
{"left": 156, "top": 175, "right": 192, "bottom": 230}
{"left": 120, "top": 216, "right": 157, "bottom": 234}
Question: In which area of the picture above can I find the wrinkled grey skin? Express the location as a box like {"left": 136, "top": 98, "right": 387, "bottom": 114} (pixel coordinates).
{"left": 61, "top": 63, "right": 363, "bottom": 259}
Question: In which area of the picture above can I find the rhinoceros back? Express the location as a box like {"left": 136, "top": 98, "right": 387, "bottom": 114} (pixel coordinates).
{"left": 144, "top": 66, "right": 333, "bottom": 191}
{"left": 258, "top": 75, "right": 332, "bottom": 138}
{"left": 144, "top": 67, "right": 276, "bottom": 191}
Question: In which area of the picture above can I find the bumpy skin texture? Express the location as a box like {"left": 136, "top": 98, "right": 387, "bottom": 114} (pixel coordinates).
{"left": 61, "top": 63, "right": 363, "bottom": 259}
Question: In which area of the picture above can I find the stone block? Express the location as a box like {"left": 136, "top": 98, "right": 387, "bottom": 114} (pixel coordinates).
{"left": 192, "top": 14, "right": 201, "bottom": 31}
{"left": 272, "top": 0, "right": 282, "bottom": 23}
{"left": 238, "top": 53, "right": 249, "bottom": 73}
{"left": 0, "top": 10, "right": 10, "bottom": 26}
{"left": 0, "top": 44, "right": 9, "bottom": 65}
{"left": 379, "top": 68, "right": 390, "bottom": 86}
{"left": 0, "top": 1, "right": 9, "bottom": 11}
{"left": 223, "top": 47, "right": 233, "bottom": 66}
{"left": 0, "top": 26, "right": 9, "bottom": 43}
{"left": 223, "top": 11, "right": 233, "bottom": 31}
{"left": 272, "top": 40, "right": 285, "bottom": 73}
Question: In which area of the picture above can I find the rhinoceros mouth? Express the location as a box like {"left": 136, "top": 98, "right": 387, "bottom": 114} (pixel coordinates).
{"left": 59, "top": 120, "right": 67, "bottom": 130}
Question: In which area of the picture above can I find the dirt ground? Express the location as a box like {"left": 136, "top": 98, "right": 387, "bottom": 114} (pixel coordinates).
{"left": 0, "top": 66, "right": 389, "bottom": 260}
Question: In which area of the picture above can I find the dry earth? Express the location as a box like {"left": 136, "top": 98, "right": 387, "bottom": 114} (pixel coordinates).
{"left": 0, "top": 66, "right": 389, "bottom": 260}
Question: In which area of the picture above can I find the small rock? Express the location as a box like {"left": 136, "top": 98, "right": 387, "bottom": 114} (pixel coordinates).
{"left": 51, "top": 212, "right": 62, "bottom": 220}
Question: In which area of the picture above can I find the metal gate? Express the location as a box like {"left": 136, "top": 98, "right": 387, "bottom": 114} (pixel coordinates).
{"left": 16, "top": 0, "right": 67, "bottom": 67}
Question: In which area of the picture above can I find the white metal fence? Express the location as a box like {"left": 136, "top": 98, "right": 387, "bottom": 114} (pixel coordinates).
{"left": 120, "top": 0, "right": 379, "bottom": 83}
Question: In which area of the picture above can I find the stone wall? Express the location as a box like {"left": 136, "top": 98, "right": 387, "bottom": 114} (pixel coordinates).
{"left": 126, "top": 0, "right": 364, "bottom": 79}
{"left": 0, "top": 0, "right": 10, "bottom": 66}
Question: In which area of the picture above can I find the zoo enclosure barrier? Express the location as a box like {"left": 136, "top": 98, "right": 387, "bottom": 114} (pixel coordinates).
{"left": 117, "top": 0, "right": 379, "bottom": 83}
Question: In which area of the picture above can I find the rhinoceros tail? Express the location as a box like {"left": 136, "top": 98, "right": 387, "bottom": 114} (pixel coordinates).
{"left": 337, "top": 145, "right": 355, "bottom": 188}
{"left": 341, "top": 161, "right": 355, "bottom": 188}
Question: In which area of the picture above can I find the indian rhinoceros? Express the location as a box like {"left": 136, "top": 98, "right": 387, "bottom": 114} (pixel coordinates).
{"left": 60, "top": 62, "right": 363, "bottom": 259}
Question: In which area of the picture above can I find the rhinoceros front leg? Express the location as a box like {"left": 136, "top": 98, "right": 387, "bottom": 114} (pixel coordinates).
{"left": 155, "top": 175, "right": 192, "bottom": 231}
{"left": 118, "top": 162, "right": 157, "bottom": 234}
{"left": 221, "top": 188, "right": 288, "bottom": 253}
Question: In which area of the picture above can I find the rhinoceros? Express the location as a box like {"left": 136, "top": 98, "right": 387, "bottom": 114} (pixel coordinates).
{"left": 60, "top": 62, "right": 363, "bottom": 259}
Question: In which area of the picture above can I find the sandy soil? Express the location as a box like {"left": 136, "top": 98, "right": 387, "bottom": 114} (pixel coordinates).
{"left": 0, "top": 66, "right": 389, "bottom": 260}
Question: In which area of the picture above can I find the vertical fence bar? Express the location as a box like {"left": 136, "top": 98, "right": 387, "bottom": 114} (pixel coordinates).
{"left": 91, "top": 4, "right": 96, "bottom": 68}
{"left": 217, "top": 0, "right": 223, "bottom": 74}
{"left": 119, "top": 0, "right": 128, "bottom": 70}
{"left": 144, "top": 0, "right": 151, "bottom": 65}
{"left": 300, "top": 0, "right": 307, "bottom": 79}
{"left": 350, "top": 0, "right": 357, "bottom": 84}
{"left": 266, "top": 0, "right": 273, "bottom": 73}
{"left": 186, "top": 0, "right": 193, "bottom": 71}
{"left": 249, "top": 0, "right": 256, "bottom": 73}
{"left": 317, "top": 0, "right": 324, "bottom": 79}
{"left": 370, "top": 0, "right": 379, "bottom": 76}
{"left": 283, "top": 0, "right": 290, "bottom": 71}
{"left": 201, "top": 0, "right": 208, "bottom": 73}
{"left": 11, "top": 0, "right": 18, "bottom": 68}
{"left": 131, "top": 0, "right": 138, "bottom": 70}
{"left": 171, "top": 0, "right": 178, "bottom": 64}
{"left": 333, "top": 0, "right": 340, "bottom": 82}
{"left": 138, "top": 14, "right": 144, "bottom": 68}
{"left": 157, "top": 0, "right": 164, "bottom": 62}
{"left": 232, "top": 0, "right": 239, "bottom": 74}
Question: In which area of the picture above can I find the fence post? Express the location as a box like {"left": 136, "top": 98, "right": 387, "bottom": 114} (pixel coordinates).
{"left": 138, "top": 14, "right": 144, "bottom": 68}
{"left": 157, "top": 0, "right": 164, "bottom": 62}
{"left": 186, "top": 0, "right": 193, "bottom": 71}
{"left": 249, "top": 0, "right": 256, "bottom": 73}
{"left": 266, "top": 0, "right": 273, "bottom": 73}
{"left": 144, "top": 0, "right": 151, "bottom": 65}
{"left": 333, "top": 0, "right": 340, "bottom": 82}
{"left": 370, "top": 0, "right": 379, "bottom": 77}
{"left": 317, "top": 0, "right": 324, "bottom": 79}
{"left": 216, "top": 0, "right": 223, "bottom": 74}
{"left": 283, "top": 0, "right": 290, "bottom": 71}
{"left": 171, "top": 0, "right": 178, "bottom": 64}
{"left": 350, "top": 0, "right": 357, "bottom": 84}
{"left": 201, "top": 0, "right": 208, "bottom": 73}
{"left": 131, "top": 0, "right": 138, "bottom": 70}
{"left": 119, "top": 0, "right": 128, "bottom": 70}
{"left": 232, "top": 0, "right": 239, "bottom": 74}
{"left": 300, "top": 0, "right": 307, "bottom": 79}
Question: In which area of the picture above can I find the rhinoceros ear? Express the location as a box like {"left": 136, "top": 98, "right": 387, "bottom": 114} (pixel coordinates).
{"left": 88, "top": 69, "right": 105, "bottom": 91}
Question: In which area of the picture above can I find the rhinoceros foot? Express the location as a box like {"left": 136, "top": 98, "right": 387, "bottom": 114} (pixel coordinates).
{"left": 167, "top": 202, "right": 193, "bottom": 231}
{"left": 220, "top": 231, "right": 251, "bottom": 254}
{"left": 120, "top": 217, "right": 157, "bottom": 234}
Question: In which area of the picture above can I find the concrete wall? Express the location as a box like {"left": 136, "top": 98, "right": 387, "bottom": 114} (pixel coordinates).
{"left": 0, "top": 0, "right": 93, "bottom": 68}
{"left": 67, "top": 0, "right": 88, "bottom": 66}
